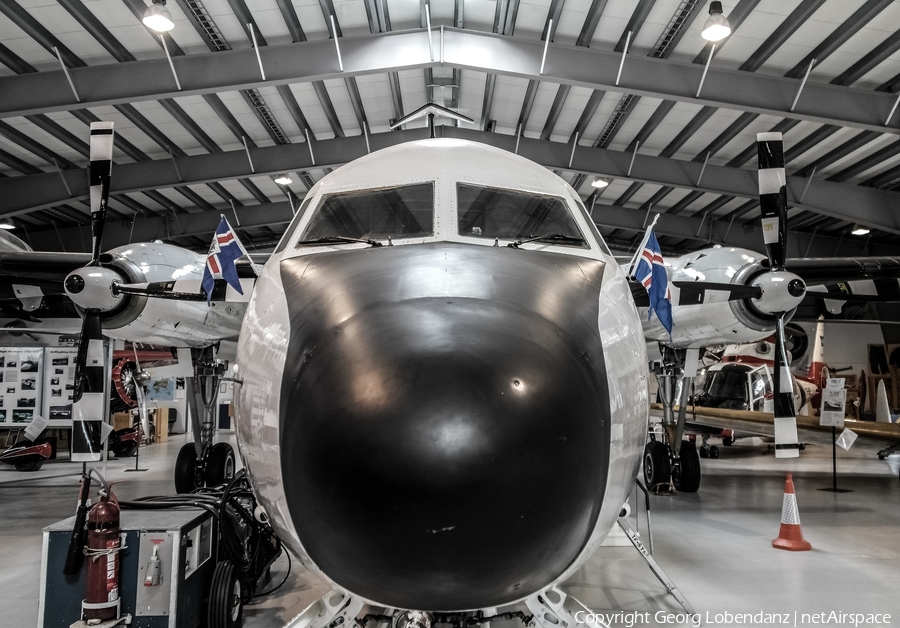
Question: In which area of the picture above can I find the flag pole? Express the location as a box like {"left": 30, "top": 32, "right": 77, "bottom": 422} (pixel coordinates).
{"left": 628, "top": 213, "right": 660, "bottom": 276}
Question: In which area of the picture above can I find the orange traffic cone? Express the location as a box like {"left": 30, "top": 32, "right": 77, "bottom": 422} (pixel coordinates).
{"left": 772, "top": 473, "right": 812, "bottom": 551}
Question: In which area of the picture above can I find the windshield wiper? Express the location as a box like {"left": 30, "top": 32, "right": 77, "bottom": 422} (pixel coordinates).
{"left": 295, "top": 236, "right": 383, "bottom": 248}
{"left": 507, "top": 233, "right": 585, "bottom": 249}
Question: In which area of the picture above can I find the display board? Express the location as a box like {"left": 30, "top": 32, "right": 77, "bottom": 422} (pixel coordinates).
{"left": 42, "top": 347, "right": 79, "bottom": 428}
{"left": 0, "top": 347, "right": 44, "bottom": 427}
{"left": 820, "top": 378, "right": 847, "bottom": 428}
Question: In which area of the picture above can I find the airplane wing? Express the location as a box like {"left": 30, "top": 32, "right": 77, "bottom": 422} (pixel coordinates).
{"left": 0, "top": 250, "right": 93, "bottom": 310}
{"left": 0, "top": 251, "right": 92, "bottom": 288}
{"left": 783, "top": 257, "right": 900, "bottom": 283}
{"left": 652, "top": 402, "right": 900, "bottom": 446}
{"left": 783, "top": 258, "right": 900, "bottom": 303}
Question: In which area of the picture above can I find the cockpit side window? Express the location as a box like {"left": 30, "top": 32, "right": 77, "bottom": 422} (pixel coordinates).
{"left": 274, "top": 197, "right": 313, "bottom": 254}
{"left": 298, "top": 182, "right": 434, "bottom": 244}
{"left": 573, "top": 198, "right": 612, "bottom": 256}
{"left": 456, "top": 184, "right": 586, "bottom": 247}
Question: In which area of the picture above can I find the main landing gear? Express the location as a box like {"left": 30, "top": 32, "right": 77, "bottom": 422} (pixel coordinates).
{"left": 644, "top": 347, "right": 702, "bottom": 495}
{"left": 174, "top": 346, "right": 236, "bottom": 493}
{"left": 643, "top": 436, "right": 702, "bottom": 494}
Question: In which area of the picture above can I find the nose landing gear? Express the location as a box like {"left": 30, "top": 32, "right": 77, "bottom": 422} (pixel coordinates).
{"left": 697, "top": 435, "right": 720, "bottom": 459}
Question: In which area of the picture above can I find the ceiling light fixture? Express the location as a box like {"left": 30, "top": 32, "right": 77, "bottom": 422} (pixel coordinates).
{"left": 591, "top": 177, "right": 609, "bottom": 189}
{"left": 274, "top": 173, "right": 292, "bottom": 185}
{"left": 143, "top": 0, "right": 175, "bottom": 32}
{"left": 851, "top": 224, "right": 870, "bottom": 236}
{"left": 701, "top": 1, "right": 731, "bottom": 42}
{"left": 0, "top": 222, "right": 14, "bottom": 230}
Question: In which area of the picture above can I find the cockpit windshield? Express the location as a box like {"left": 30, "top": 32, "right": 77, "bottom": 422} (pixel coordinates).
{"left": 456, "top": 184, "right": 586, "bottom": 247}
{"left": 298, "top": 182, "right": 434, "bottom": 245}
{"left": 703, "top": 371, "right": 749, "bottom": 404}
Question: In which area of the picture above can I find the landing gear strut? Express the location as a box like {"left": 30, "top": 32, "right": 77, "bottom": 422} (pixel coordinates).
{"left": 174, "top": 346, "right": 235, "bottom": 493}
{"left": 646, "top": 347, "right": 702, "bottom": 494}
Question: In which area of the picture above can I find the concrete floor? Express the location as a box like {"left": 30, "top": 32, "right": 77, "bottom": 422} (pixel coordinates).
{"left": 2, "top": 432, "right": 899, "bottom": 627}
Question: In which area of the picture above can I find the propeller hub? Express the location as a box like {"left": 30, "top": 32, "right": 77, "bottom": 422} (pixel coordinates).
{"left": 64, "top": 267, "right": 124, "bottom": 312}
{"left": 787, "top": 278, "right": 805, "bottom": 298}
{"left": 64, "top": 274, "right": 85, "bottom": 294}
{"left": 751, "top": 271, "right": 806, "bottom": 315}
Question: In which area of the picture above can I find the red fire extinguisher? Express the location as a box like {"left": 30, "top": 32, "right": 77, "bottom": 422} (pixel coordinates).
{"left": 84, "top": 487, "right": 121, "bottom": 622}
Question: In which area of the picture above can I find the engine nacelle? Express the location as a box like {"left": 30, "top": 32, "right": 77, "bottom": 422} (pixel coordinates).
{"left": 63, "top": 242, "right": 244, "bottom": 347}
{"left": 643, "top": 246, "right": 804, "bottom": 348}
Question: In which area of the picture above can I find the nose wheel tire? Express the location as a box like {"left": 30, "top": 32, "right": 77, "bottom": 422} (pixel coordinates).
{"left": 709, "top": 445, "right": 720, "bottom": 459}
{"left": 672, "top": 440, "right": 701, "bottom": 493}
{"left": 208, "top": 559, "right": 243, "bottom": 628}
{"left": 205, "top": 442, "right": 236, "bottom": 487}
{"left": 175, "top": 443, "right": 199, "bottom": 494}
{"left": 643, "top": 441, "right": 671, "bottom": 489}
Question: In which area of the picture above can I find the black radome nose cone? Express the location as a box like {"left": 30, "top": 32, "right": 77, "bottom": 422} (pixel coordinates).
{"left": 280, "top": 298, "right": 610, "bottom": 611}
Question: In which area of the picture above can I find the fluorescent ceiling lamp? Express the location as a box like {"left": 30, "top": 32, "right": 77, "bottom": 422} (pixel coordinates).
{"left": 851, "top": 225, "right": 870, "bottom": 236}
{"left": 701, "top": 1, "right": 731, "bottom": 42}
{"left": 0, "top": 222, "right": 14, "bottom": 230}
{"left": 591, "top": 177, "right": 609, "bottom": 189}
{"left": 143, "top": 0, "right": 174, "bottom": 32}
{"left": 274, "top": 173, "right": 292, "bottom": 185}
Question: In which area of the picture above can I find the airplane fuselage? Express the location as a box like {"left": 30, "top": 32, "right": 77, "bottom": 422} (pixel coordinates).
{"left": 234, "top": 139, "right": 648, "bottom": 611}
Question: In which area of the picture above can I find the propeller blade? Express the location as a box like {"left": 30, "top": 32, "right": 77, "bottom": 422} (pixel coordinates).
{"left": 88, "top": 122, "right": 114, "bottom": 264}
{"left": 71, "top": 309, "right": 107, "bottom": 462}
{"left": 772, "top": 313, "right": 800, "bottom": 458}
{"left": 672, "top": 281, "right": 763, "bottom": 306}
{"left": 72, "top": 310, "right": 104, "bottom": 403}
{"left": 757, "top": 132, "right": 788, "bottom": 270}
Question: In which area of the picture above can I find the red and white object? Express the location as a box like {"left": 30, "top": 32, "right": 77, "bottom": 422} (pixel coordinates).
{"left": 772, "top": 473, "right": 812, "bottom": 551}
{"left": 84, "top": 488, "right": 121, "bottom": 621}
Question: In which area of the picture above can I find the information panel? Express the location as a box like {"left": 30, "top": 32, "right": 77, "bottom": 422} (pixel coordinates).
{"left": 819, "top": 378, "right": 847, "bottom": 428}
{"left": 0, "top": 347, "right": 44, "bottom": 427}
{"left": 42, "top": 347, "right": 79, "bottom": 428}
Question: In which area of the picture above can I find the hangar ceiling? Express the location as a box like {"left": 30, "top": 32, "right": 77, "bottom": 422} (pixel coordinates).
{"left": 0, "top": 0, "right": 899, "bottom": 259}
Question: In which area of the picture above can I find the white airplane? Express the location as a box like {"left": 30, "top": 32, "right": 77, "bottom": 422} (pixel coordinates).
{"left": 4, "top": 120, "right": 900, "bottom": 622}
{"left": 227, "top": 136, "right": 651, "bottom": 617}
{"left": 4, "top": 124, "right": 651, "bottom": 623}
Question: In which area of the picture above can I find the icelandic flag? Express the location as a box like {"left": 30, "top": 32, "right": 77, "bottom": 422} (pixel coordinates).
{"left": 201, "top": 216, "right": 248, "bottom": 304}
{"left": 634, "top": 230, "right": 673, "bottom": 335}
